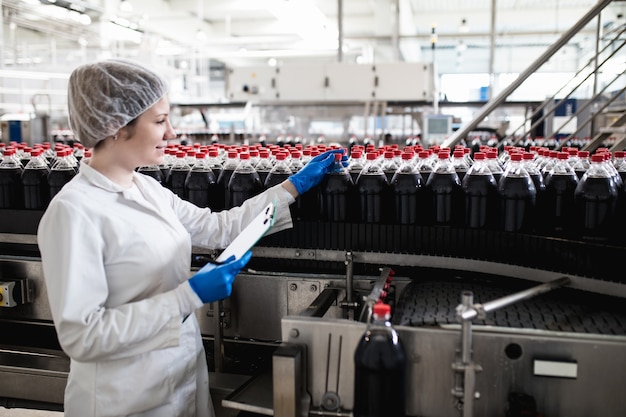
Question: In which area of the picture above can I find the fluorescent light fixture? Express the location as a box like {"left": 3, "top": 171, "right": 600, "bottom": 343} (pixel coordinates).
{"left": 119, "top": 0, "right": 134, "bottom": 13}
{"left": 154, "top": 39, "right": 188, "bottom": 56}
{"left": 24, "top": 3, "right": 92, "bottom": 25}
{"left": 196, "top": 29, "right": 208, "bottom": 41}
{"left": 268, "top": 0, "right": 337, "bottom": 45}
{"left": 104, "top": 20, "right": 142, "bottom": 43}
{"left": 0, "top": 69, "right": 69, "bottom": 80}
{"left": 459, "top": 18, "right": 469, "bottom": 33}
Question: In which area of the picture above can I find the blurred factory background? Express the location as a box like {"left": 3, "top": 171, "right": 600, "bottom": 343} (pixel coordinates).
{"left": 0, "top": 0, "right": 625, "bottom": 148}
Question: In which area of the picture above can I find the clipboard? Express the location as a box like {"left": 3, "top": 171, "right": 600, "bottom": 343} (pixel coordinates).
{"left": 215, "top": 201, "right": 276, "bottom": 262}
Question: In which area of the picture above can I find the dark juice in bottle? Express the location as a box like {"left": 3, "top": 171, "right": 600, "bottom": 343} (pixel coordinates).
{"left": 264, "top": 170, "right": 291, "bottom": 189}
{"left": 166, "top": 167, "right": 190, "bottom": 200}
{"left": 391, "top": 171, "right": 423, "bottom": 225}
{"left": 462, "top": 173, "right": 499, "bottom": 229}
{"left": 319, "top": 169, "right": 354, "bottom": 222}
{"left": 215, "top": 167, "right": 235, "bottom": 210}
{"left": 498, "top": 176, "right": 536, "bottom": 233}
{"left": 22, "top": 167, "right": 50, "bottom": 210}
{"left": 48, "top": 169, "right": 76, "bottom": 200}
{"left": 228, "top": 172, "right": 263, "bottom": 208}
{"left": 353, "top": 334, "right": 406, "bottom": 417}
{"left": 425, "top": 172, "right": 464, "bottom": 226}
{"left": 574, "top": 176, "right": 618, "bottom": 241}
{"left": 356, "top": 174, "right": 388, "bottom": 223}
{"left": 185, "top": 169, "right": 216, "bottom": 209}
{"left": 256, "top": 167, "right": 271, "bottom": 186}
{"left": 543, "top": 173, "right": 578, "bottom": 235}
{"left": 158, "top": 164, "right": 170, "bottom": 182}
{"left": 138, "top": 166, "right": 164, "bottom": 184}
{"left": 353, "top": 303, "right": 406, "bottom": 417}
{"left": 0, "top": 167, "right": 24, "bottom": 209}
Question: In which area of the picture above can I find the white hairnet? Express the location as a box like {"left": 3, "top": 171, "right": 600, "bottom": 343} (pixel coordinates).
{"left": 67, "top": 59, "right": 168, "bottom": 148}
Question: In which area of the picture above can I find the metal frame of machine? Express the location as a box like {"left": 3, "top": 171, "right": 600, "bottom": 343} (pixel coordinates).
{"left": 1, "top": 212, "right": 626, "bottom": 417}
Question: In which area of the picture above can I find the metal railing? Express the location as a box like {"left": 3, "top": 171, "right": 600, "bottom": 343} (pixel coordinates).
{"left": 442, "top": 0, "right": 623, "bottom": 152}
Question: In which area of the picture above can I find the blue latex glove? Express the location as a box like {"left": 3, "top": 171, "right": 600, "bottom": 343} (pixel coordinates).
{"left": 289, "top": 149, "right": 348, "bottom": 195}
{"left": 189, "top": 251, "right": 252, "bottom": 303}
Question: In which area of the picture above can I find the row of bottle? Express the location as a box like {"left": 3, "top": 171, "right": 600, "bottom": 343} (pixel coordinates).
{"left": 135, "top": 141, "right": 626, "bottom": 243}
{"left": 2, "top": 139, "right": 625, "bottom": 243}
{"left": 139, "top": 144, "right": 314, "bottom": 214}
{"left": 0, "top": 142, "right": 86, "bottom": 210}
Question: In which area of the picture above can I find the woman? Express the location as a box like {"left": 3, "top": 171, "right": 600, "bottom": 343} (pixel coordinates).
{"left": 37, "top": 59, "right": 341, "bottom": 417}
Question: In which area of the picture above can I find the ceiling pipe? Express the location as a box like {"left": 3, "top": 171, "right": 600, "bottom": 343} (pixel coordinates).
{"left": 392, "top": 0, "right": 400, "bottom": 61}
{"left": 337, "top": 0, "right": 343, "bottom": 62}
{"left": 488, "top": 0, "right": 496, "bottom": 100}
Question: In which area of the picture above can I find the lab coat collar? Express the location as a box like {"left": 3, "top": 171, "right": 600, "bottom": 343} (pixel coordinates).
{"left": 79, "top": 159, "right": 134, "bottom": 193}
{"left": 79, "top": 159, "right": 148, "bottom": 195}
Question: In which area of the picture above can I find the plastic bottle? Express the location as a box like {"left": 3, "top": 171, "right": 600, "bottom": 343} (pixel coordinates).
{"left": 451, "top": 148, "right": 470, "bottom": 183}
{"left": 424, "top": 149, "right": 464, "bottom": 226}
{"left": 0, "top": 147, "right": 24, "bottom": 209}
{"left": 522, "top": 151, "right": 547, "bottom": 232}
{"left": 205, "top": 147, "right": 223, "bottom": 181}
{"left": 21, "top": 147, "right": 51, "bottom": 210}
{"left": 48, "top": 148, "right": 78, "bottom": 201}
{"left": 215, "top": 149, "right": 240, "bottom": 211}
{"left": 612, "top": 150, "right": 626, "bottom": 185}
{"left": 137, "top": 164, "right": 164, "bottom": 184}
{"left": 497, "top": 152, "right": 536, "bottom": 233}
{"left": 319, "top": 151, "right": 355, "bottom": 222}
{"left": 353, "top": 302, "right": 406, "bottom": 417}
{"left": 158, "top": 147, "right": 175, "bottom": 181}
{"left": 297, "top": 148, "right": 322, "bottom": 221}
{"left": 227, "top": 151, "right": 263, "bottom": 208}
{"left": 390, "top": 151, "right": 424, "bottom": 225}
{"left": 288, "top": 149, "right": 304, "bottom": 174}
{"left": 73, "top": 143, "right": 86, "bottom": 163}
{"left": 254, "top": 149, "right": 273, "bottom": 186}
{"left": 165, "top": 150, "right": 191, "bottom": 200}
{"left": 540, "top": 150, "right": 559, "bottom": 178}
{"left": 356, "top": 152, "right": 389, "bottom": 223}
{"left": 485, "top": 149, "right": 504, "bottom": 184}
{"left": 347, "top": 149, "right": 366, "bottom": 183}
{"left": 461, "top": 151, "right": 499, "bottom": 229}
{"left": 574, "top": 153, "right": 619, "bottom": 241}
{"left": 601, "top": 151, "right": 623, "bottom": 190}
{"left": 185, "top": 152, "right": 218, "bottom": 209}
{"left": 264, "top": 151, "right": 293, "bottom": 189}
{"left": 18, "top": 145, "right": 32, "bottom": 168}
{"left": 415, "top": 149, "right": 434, "bottom": 184}
{"left": 542, "top": 151, "right": 579, "bottom": 236}
{"left": 40, "top": 142, "right": 55, "bottom": 166}
{"left": 381, "top": 150, "right": 399, "bottom": 183}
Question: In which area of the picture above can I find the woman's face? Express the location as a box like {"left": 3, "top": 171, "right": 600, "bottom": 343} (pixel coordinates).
{"left": 120, "top": 96, "right": 175, "bottom": 168}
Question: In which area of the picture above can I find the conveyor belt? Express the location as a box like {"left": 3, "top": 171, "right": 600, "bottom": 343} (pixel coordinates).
{"left": 258, "top": 221, "right": 626, "bottom": 285}
{"left": 394, "top": 273, "right": 626, "bottom": 335}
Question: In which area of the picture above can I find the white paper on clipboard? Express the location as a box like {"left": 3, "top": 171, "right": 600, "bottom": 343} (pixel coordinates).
{"left": 215, "top": 201, "right": 276, "bottom": 262}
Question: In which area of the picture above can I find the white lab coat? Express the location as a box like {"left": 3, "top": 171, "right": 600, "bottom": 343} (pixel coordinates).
{"left": 37, "top": 160, "right": 294, "bottom": 417}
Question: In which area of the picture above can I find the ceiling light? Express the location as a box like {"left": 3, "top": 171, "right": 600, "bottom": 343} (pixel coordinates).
{"left": 268, "top": 0, "right": 337, "bottom": 44}
{"left": 196, "top": 29, "right": 207, "bottom": 41}
{"left": 119, "top": 0, "right": 133, "bottom": 13}
{"left": 459, "top": 18, "right": 469, "bottom": 33}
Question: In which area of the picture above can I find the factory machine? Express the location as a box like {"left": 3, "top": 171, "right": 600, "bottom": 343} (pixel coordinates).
{"left": 1, "top": 209, "right": 626, "bottom": 417}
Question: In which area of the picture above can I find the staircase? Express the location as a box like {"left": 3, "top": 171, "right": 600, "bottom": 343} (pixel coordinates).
{"left": 442, "top": 0, "right": 626, "bottom": 153}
